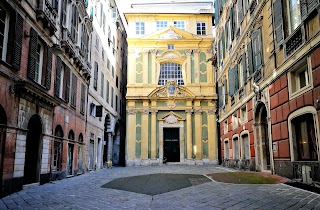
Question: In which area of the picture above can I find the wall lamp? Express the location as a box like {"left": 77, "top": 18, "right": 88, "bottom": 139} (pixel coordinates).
{"left": 24, "top": 31, "right": 63, "bottom": 56}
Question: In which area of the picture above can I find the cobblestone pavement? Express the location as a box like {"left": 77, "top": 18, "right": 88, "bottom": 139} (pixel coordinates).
{"left": 1, "top": 165, "right": 320, "bottom": 210}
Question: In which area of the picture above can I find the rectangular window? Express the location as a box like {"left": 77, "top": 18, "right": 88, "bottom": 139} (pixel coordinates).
{"left": 289, "top": 59, "right": 311, "bottom": 98}
{"left": 106, "top": 80, "right": 109, "bottom": 103}
{"left": 241, "top": 134, "right": 250, "bottom": 159}
{"left": 173, "top": 20, "right": 185, "bottom": 30}
{"left": 238, "top": 60, "right": 244, "bottom": 87}
{"left": 80, "top": 83, "right": 86, "bottom": 114}
{"left": 107, "top": 58, "right": 110, "bottom": 70}
{"left": 224, "top": 120, "right": 228, "bottom": 134}
{"left": 115, "top": 95, "right": 118, "bottom": 112}
{"left": 0, "top": 4, "right": 9, "bottom": 61}
{"left": 70, "top": 73, "right": 77, "bottom": 108}
{"left": 167, "top": 44, "right": 174, "bottom": 50}
{"left": 35, "top": 42, "right": 44, "bottom": 84}
{"left": 156, "top": 20, "right": 167, "bottom": 30}
{"left": 93, "top": 62, "right": 98, "bottom": 90}
{"left": 59, "top": 64, "right": 65, "bottom": 98}
{"left": 53, "top": 141, "right": 62, "bottom": 171}
{"left": 136, "top": 22, "right": 145, "bottom": 35}
{"left": 100, "top": 72, "right": 104, "bottom": 97}
{"left": 116, "top": 76, "right": 118, "bottom": 88}
{"left": 287, "top": 0, "right": 301, "bottom": 34}
{"left": 240, "top": 105, "right": 247, "bottom": 123}
{"left": 112, "top": 66, "right": 114, "bottom": 77}
{"left": 232, "top": 112, "right": 238, "bottom": 129}
{"left": 196, "top": 22, "right": 206, "bottom": 35}
{"left": 224, "top": 140, "right": 230, "bottom": 159}
{"left": 233, "top": 138, "right": 240, "bottom": 160}
{"left": 111, "top": 87, "right": 114, "bottom": 108}
{"left": 95, "top": 36, "right": 99, "bottom": 51}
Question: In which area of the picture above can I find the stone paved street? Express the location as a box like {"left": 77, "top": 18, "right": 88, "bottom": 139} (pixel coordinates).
{"left": 1, "top": 165, "right": 320, "bottom": 210}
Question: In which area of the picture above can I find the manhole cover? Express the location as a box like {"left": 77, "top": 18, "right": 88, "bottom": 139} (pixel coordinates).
{"left": 101, "top": 173, "right": 210, "bottom": 195}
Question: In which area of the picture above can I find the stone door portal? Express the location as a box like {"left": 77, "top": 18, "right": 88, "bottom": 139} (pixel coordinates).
{"left": 163, "top": 128, "right": 180, "bottom": 162}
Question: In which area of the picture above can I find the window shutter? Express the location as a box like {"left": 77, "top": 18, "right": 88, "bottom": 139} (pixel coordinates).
{"left": 234, "top": 65, "right": 239, "bottom": 91}
{"left": 300, "top": 0, "right": 318, "bottom": 19}
{"left": 228, "top": 68, "right": 234, "bottom": 96}
{"left": 247, "top": 41, "right": 254, "bottom": 75}
{"left": 73, "top": 74, "right": 77, "bottom": 107}
{"left": 253, "top": 29, "right": 262, "bottom": 71}
{"left": 217, "top": 41, "right": 221, "bottom": 66}
{"left": 273, "top": 0, "right": 284, "bottom": 45}
{"left": 214, "top": 0, "right": 219, "bottom": 25}
{"left": 242, "top": 53, "right": 247, "bottom": 84}
{"left": 230, "top": 6, "right": 234, "bottom": 40}
{"left": 55, "top": 57, "right": 62, "bottom": 96}
{"left": 218, "top": 86, "right": 222, "bottom": 108}
{"left": 94, "top": 62, "right": 98, "bottom": 90}
{"left": 65, "top": 67, "right": 70, "bottom": 103}
{"left": 81, "top": 83, "right": 85, "bottom": 113}
{"left": 45, "top": 46, "right": 52, "bottom": 89}
{"left": 222, "top": 30, "right": 225, "bottom": 58}
{"left": 27, "top": 28, "right": 38, "bottom": 80}
{"left": 224, "top": 79, "right": 228, "bottom": 104}
{"left": 12, "top": 12, "right": 23, "bottom": 71}
{"left": 225, "top": 24, "right": 229, "bottom": 50}
{"left": 238, "top": 0, "right": 243, "bottom": 23}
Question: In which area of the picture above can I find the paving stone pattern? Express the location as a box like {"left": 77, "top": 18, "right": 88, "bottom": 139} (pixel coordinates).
{"left": 1, "top": 165, "right": 320, "bottom": 210}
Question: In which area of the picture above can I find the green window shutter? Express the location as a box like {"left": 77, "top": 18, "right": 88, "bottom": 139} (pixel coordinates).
{"left": 252, "top": 29, "right": 263, "bottom": 71}
{"left": 238, "top": 0, "right": 243, "bottom": 23}
{"left": 225, "top": 24, "right": 229, "bottom": 50}
{"left": 65, "top": 67, "right": 70, "bottom": 103}
{"left": 222, "top": 30, "right": 225, "bottom": 58}
{"left": 217, "top": 41, "right": 221, "bottom": 66}
{"left": 300, "top": 0, "right": 318, "bottom": 19}
{"left": 45, "top": 46, "right": 52, "bottom": 90}
{"left": 230, "top": 6, "right": 234, "bottom": 40}
{"left": 247, "top": 41, "right": 254, "bottom": 75}
{"left": 234, "top": 65, "right": 239, "bottom": 91}
{"left": 27, "top": 28, "right": 38, "bottom": 80}
{"left": 215, "top": 0, "right": 219, "bottom": 25}
{"left": 218, "top": 86, "right": 223, "bottom": 108}
{"left": 224, "top": 79, "right": 228, "bottom": 104}
{"left": 228, "top": 67, "right": 234, "bottom": 96}
{"left": 242, "top": 53, "right": 247, "bottom": 84}
{"left": 273, "top": 0, "right": 284, "bottom": 45}
{"left": 12, "top": 12, "right": 23, "bottom": 71}
{"left": 55, "top": 57, "right": 62, "bottom": 96}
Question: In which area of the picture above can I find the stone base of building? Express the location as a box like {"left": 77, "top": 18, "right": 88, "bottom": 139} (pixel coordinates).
{"left": 125, "top": 158, "right": 218, "bottom": 166}
{"left": 222, "top": 159, "right": 256, "bottom": 171}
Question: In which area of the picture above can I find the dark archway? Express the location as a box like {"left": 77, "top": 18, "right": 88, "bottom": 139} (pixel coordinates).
{"left": 53, "top": 125, "right": 63, "bottom": 172}
{"left": 103, "top": 114, "right": 111, "bottom": 166}
{"left": 78, "top": 133, "right": 83, "bottom": 173}
{"left": 0, "top": 105, "right": 7, "bottom": 196}
{"left": 24, "top": 114, "right": 42, "bottom": 184}
{"left": 254, "top": 102, "right": 271, "bottom": 171}
{"left": 67, "top": 130, "right": 75, "bottom": 176}
{"left": 113, "top": 123, "right": 120, "bottom": 166}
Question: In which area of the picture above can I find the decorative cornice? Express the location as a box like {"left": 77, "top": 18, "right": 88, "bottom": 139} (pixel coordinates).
{"left": 185, "top": 109, "right": 193, "bottom": 114}
{"left": 150, "top": 109, "right": 158, "bottom": 114}
{"left": 193, "top": 110, "right": 202, "bottom": 115}
{"left": 127, "top": 110, "right": 137, "bottom": 115}
{"left": 142, "top": 109, "right": 149, "bottom": 115}
{"left": 193, "top": 49, "right": 200, "bottom": 54}
{"left": 149, "top": 49, "right": 157, "bottom": 55}
{"left": 185, "top": 49, "right": 193, "bottom": 55}
{"left": 207, "top": 109, "right": 216, "bottom": 115}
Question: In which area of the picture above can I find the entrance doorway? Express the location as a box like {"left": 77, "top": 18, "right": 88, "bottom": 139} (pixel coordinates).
{"left": 24, "top": 115, "right": 42, "bottom": 184}
{"left": 0, "top": 105, "right": 7, "bottom": 196}
{"left": 113, "top": 123, "right": 120, "bottom": 166}
{"left": 89, "top": 140, "right": 94, "bottom": 170}
{"left": 163, "top": 128, "right": 180, "bottom": 162}
{"left": 67, "top": 143, "right": 74, "bottom": 175}
{"left": 255, "top": 103, "right": 271, "bottom": 171}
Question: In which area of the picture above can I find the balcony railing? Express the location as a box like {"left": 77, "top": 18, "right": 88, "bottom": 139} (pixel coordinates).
{"left": 292, "top": 161, "right": 320, "bottom": 184}
{"left": 285, "top": 24, "right": 305, "bottom": 57}
{"left": 36, "top": 0, "right": 58, "bottom": 35}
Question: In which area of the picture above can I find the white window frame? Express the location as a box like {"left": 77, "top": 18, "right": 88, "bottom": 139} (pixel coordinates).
{"left": 224, "top": 120, "right": 228, "bottom": 134}
{"left": 288, "top": 58, "right": 313, "bottom": 100}
{"left": 35, "top": 42, "right": 44, "bottom": 85}
{"left": 240, "top": 105, "right": 248, "bottom": 124}
{"left": 59, "top": 67, "right": 64, "bottom": 98}
{"left": 135, "top": 22, "right": 145, "bottom": 35}
{"left": 156, "top": 20, "right": 168, "bottom": 30}
{"left": 173, "top": 20, "right": 185, "bottom": 30}
{"left": 0, "top": 3, "right": 10, "bottom": 61}
{"left": 222, "top": 85, "right": 226, "bottom": 106}
{"left": 232, "top": 112, "right": 238, "bottom": 129}
{"left": 158, "top": 62, "right": 184, "bottom": 86}
{"left": 196, "top": 22, "right": 206, "bottom": 35}
{"left": 286, "top": 0, "right": 302, "bottom": 35}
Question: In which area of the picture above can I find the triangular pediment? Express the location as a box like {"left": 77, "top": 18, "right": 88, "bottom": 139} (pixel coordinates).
{"left": 158, "top": 111, "right": 185, "bottom": 122}
{"left": 141, "top": 26, "right": 202, "bottom": 40}
{"left": 148, "top": 81, "right": 195, "bottom": 99}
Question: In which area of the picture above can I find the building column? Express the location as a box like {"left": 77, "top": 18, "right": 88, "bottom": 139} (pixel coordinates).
{"left": 107, "top": 133, "right": 113, "bottom": 168}
{"left": 126, "top": 109, "right": 136, "bottom": 164}
{"left": 185, "top": 49, "right": 192, "bottom": 84}
{"left": 207, "top": 108, "right": 217, "bottom": 161}
{"left": 150, "top": 109, "right": 158, "bottom": 159}
{"left": 150, "top": 49, "right": 157, "bottom": 84}
{"left": 141, "top": 108, "right": 149, "bottom": 160}
{"left": 194, "top": 109, "right": 202, "bottom": 159}
{"left": 186, "top": 109, "right": 193, "bottom": 159}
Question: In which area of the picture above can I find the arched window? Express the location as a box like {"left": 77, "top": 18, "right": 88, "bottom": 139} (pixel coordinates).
{"left": 241, "top": 133, "right": 250, "bottom": 160}
{"left": 68, "top": 130, "right": 75, "bottom": 140}
{"left": 78, "top": 133, "right": 83, "bottom": 143}
{"left": 233, "top": 136, "right": 240, "bottom": 160}
{"left": 55, "top": 125, "right": 64, "bottom": 138}
{"left": 224, "top": 139, "right": 229, "bottom": 159}
{"left": 158, "top": 62, "right": 184, "bottom": 85}
{"left": 53, "top": 125, "right": 64, "bottom": 171}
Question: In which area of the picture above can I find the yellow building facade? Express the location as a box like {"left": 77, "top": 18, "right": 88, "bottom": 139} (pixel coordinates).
{"left": 124, "top": 1, "right": 217, "bottom": 166}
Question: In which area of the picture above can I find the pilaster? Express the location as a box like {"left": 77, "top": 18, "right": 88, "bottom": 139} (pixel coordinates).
{"left": 150, "top": 109, "right": 158, "bottom": 159}
{"left": 186, "top": 109, "right": 193, "bottom": 159}
{"left": 126, "top": 109, "right": 136, "bottom": 161}
{"left": 141, "top": 104, "right": 149, "bottom": 160}
{"left": 194, "top": 109, "right": 202, "bottom": 159}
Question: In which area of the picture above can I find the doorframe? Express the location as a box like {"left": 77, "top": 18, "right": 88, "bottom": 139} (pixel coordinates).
{"left": 159, "top": 122, "right": 185, "bottom": 163}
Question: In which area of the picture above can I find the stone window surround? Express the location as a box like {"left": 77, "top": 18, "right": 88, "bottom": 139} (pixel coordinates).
{"left": 288, "top": 106, "right": 320, "bottom": 162}
{"left": 287, "top": 57, "right": 313, "bottom": 100}
{"left": 232, "top": 134, "right": 240, "bottom": 160}
{"left": 224, "top": 138, "right": 230, "bottom": 159}
{"left": 240, "top": 130, "right": 251, "bottom": 160}
{"left": 0, "top": 2, "right": 9, "bottom": 61}
{"left": 240, "top": 105, "right": 248, "bottom": 125}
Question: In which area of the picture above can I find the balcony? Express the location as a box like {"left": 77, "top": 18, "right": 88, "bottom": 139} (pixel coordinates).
{"left": 36, "top": 0, "right": 58, "bottom": 35}
{"left": 61, "top": 27, "right": 75, "bottom": 57}
{"left": 285, "top": 24, "right": 305, "bottom": 57}
{"left": 292, "top": 161, "right": 320, "bottom": 184}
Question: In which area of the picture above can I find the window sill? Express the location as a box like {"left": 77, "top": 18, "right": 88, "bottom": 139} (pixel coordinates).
{"left": 289, "top": 84, "right": 313, "bottom": 101}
